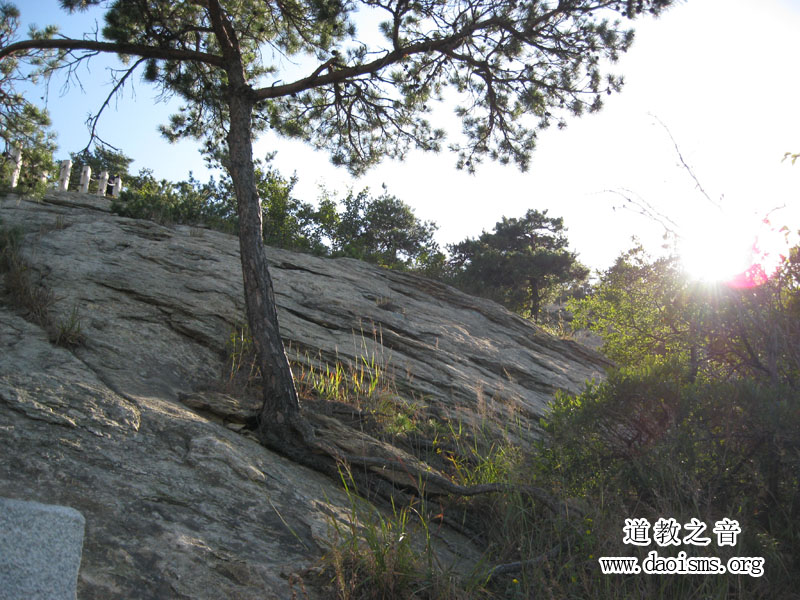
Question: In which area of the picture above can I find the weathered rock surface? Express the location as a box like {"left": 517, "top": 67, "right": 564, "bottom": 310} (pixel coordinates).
{"left": 0, "top": 497, "right": 85, "bottom": 600}
{"left": 0, "top": 192, "right": 609, "bottom": 598}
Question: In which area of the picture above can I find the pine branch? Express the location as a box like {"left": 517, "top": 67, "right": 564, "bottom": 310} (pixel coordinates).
{"left": 81, "top": 57, "right": 148, "bottom": 153}
{"left": 0, "top": 37, "right": 225, "bottom": 67}
{"left": 252, "top": 15, "right": 505, "bottom": 100}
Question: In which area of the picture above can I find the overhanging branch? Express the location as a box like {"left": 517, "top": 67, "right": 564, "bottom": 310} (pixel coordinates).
{"left": 253, "top": 16, "right": 504, "bottom": 100}
{"left": 82, "top": 57, "right": 149, "bottom": 153}
{"left": 0, "top": 37, "right": 225, "bottom": 68}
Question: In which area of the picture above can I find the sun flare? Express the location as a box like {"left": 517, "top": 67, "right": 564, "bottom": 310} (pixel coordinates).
{"left": 679, "top": 213, "right": 787, "bottom": 287}
{"left": 679, "top": 220, "right": 752, "bottom": 283}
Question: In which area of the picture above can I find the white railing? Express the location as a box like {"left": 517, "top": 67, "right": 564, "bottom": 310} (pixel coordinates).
{"left": 6, "top": 148, "right": 122, "bottom": 198}
{"left": 9, "top": 146, "right": 22, "bottom": 188}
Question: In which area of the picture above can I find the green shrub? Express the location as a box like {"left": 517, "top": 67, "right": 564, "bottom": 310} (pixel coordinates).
{"left": 528, "top": 359, "right": 799, "bottom": 598}
{"left": 113, "top": 169, "right": 232, "bottom": 229}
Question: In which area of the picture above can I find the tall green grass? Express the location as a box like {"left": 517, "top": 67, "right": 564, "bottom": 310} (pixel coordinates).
{"left": 220, "top": 321, "right": 796, "bottom": 598}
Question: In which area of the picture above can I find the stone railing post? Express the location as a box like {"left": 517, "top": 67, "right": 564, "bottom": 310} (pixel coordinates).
{"left": 9, "top": 146, "right": 22, "bottom": 189}
{"left": 79, "top": 165, "right": 92, "bottom": 193}
{"left": 58, "top": 160, "right": 72, "bottom": 192}
{"left": 111, "top": 176, "right": 122, "bottom": 198}
{"left": 97, "top": 171, "right": 109, "bottom": 197}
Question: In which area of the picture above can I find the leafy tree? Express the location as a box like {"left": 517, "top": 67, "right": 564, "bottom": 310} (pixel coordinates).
{"left": 206, "top": 163, "right": 332, "bottom": 254}
{"left": 318, "top": 188, "right": 443, "bottom": 270}
{"left": 449, "top": 209, "right": 588, "bottom": 320}
{"left": 0, "top": 4, "right": 56, "bottom": 194}
{"left": 68, "top": 146, "right": 133, "bottom": 193}
{"left": 112, "top": 162, "right": 438, "bottom": 262}
{"left": 117, "top": 167, "right": 446, "bottom": 266}
{"left": 114, "top": 169, "right": 225, "bottom": 225}
{"left": 258, "top": 171, "right": 323, "bottom": 254}
{"left": 569, "top": 246, "right": 694, "bottom": 366}
{"left": 0, "top": 0, "right": 676, "bottom": 457}
{"left": 570, "top": 243, "right": 800, "bottom": 385}
{"left": 0, "top": 107, "right": 55, "bottom": 196}
{"left": 116, "top": 164, "right": 335, "bottom": 253}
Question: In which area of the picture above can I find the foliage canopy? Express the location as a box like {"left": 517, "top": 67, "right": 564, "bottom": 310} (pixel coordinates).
{"left": 570, "top": 243, "right": 800, "bottom": 385}
{"left": 449, "top": 209, "right": 587, "bottom": 320}
{"left": 3, "top": 0, "right": 674, "bottom": 174}
{"left": 0, "top": 3, "right": 55, "bottom": 194}
{"left": 318, "top": 187, "right": 443, "bottom": 270}
{"left": 114, "top": 163, "right": 442, "bottom": 271}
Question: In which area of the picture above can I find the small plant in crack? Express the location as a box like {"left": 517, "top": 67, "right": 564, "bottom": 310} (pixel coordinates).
{"left": 1, "top": 225, "right": 53, "bottom": 327}
{"left": 222, "top": 320, "right": 262, "bottom": 394}
{"left": 52, "top": 304, "right": 86, "bottom": 348}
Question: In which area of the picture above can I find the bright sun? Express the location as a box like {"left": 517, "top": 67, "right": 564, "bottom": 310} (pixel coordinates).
{"left": 679, "top": 220, "right": 752, "bottom": 283}
{"left": 678, "top": 214, "right": 787, "bottom": 286}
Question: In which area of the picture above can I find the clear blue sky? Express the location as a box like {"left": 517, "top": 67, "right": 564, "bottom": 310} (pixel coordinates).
{"left": 15, "top": 0, "right": 800, "bottom": 274}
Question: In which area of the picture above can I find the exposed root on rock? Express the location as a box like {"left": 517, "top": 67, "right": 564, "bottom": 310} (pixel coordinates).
{"left": 256, "top": 408, "right": 579, "bottom": 519}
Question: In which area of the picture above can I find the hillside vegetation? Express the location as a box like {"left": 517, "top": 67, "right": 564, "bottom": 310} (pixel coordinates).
{"left": 2, "top": 188, "right": 798, "bottom": 598}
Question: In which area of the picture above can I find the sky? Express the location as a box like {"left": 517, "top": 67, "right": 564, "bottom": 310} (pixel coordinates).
{"left": 14, "top": 0, "right": 800, "bottom": 275}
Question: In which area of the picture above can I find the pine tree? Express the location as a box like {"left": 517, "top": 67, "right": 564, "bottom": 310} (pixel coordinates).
{"left": 0, "top": 0, "right": 675, "bottom": 459}
{"left": 450, "top": 209, "right": 587, "bottom": 320}
{"left": 0, "top": 3, "right": 56, "bottom": 194}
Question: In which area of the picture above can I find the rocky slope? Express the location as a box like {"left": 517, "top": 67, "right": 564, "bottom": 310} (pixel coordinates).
{"left": 0, "top": 192, "right": 609, "bottom": 598}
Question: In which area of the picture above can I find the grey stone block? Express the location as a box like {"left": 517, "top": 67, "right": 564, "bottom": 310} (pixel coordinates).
{"left": 0, "top": 497, "right": 85, "bottom": 600}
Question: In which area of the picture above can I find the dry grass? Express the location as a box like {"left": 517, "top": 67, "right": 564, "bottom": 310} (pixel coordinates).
{"left": 0, "top": 223, "right": 85, "bottom": 348}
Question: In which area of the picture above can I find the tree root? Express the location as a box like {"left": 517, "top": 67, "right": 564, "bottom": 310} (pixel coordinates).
{"left": 257, "top": 409, "right": 580, "bottom": 519}
{"left": 251, "top": 403, "right": 588, "bottom": 584}
{"left": 485, "top": 544, "right": 563, "bottom": 579}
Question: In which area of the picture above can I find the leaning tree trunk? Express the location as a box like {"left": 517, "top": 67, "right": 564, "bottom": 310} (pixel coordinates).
{"left": 226, "top": 87, "right": 306, "bottom": 450}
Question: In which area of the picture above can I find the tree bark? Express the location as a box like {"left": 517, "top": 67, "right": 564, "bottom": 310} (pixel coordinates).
{"left": 205, "top": 0, "right": 319, "bottom": 460}
{"left": 529, "top": 278, "right": 540, "bottom": 322}
{"left": 226, "top": 86, "right": 305, "bottom": 446}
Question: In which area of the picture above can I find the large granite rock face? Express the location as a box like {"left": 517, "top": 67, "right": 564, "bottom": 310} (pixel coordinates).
{"left": 0, "top": 192, "right": 609, "bottom": 598}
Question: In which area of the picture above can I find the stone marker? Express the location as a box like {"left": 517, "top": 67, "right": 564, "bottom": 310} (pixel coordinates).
{"left": 0, "top": 497, "right": 85, "bottom": 600}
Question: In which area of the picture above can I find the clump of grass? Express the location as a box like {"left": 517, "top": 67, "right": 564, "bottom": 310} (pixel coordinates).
{"left": 52, "top": 304, "right": 86, "bottom": 348}
{"left": 222, "top": 320, "right": 262, "bottom": 395}
{"left": 222, "top": 321, "right": 424, "bottom": 438}
{"left": 322, "top": 467, "right": 475, "bottom": 600}
{"left": 38, "top": 215, "right": 68, "bottom": 235}
{"left": 292, "top": 329, "right": 392, "bottom": 408}
{"left": 1, "top": 222, "right": 85, "bottom": 348}
{"left": 375, "top": 296, "right": 403, "bottom": 313}
{"left": 1, "top": 224, "right": 54, "bottom": 327}
{"left": 292, "top": 346, "right": 424, "bottom": 436}
{"left": 442, "top": 438, "right": 521, "bottom": 488}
